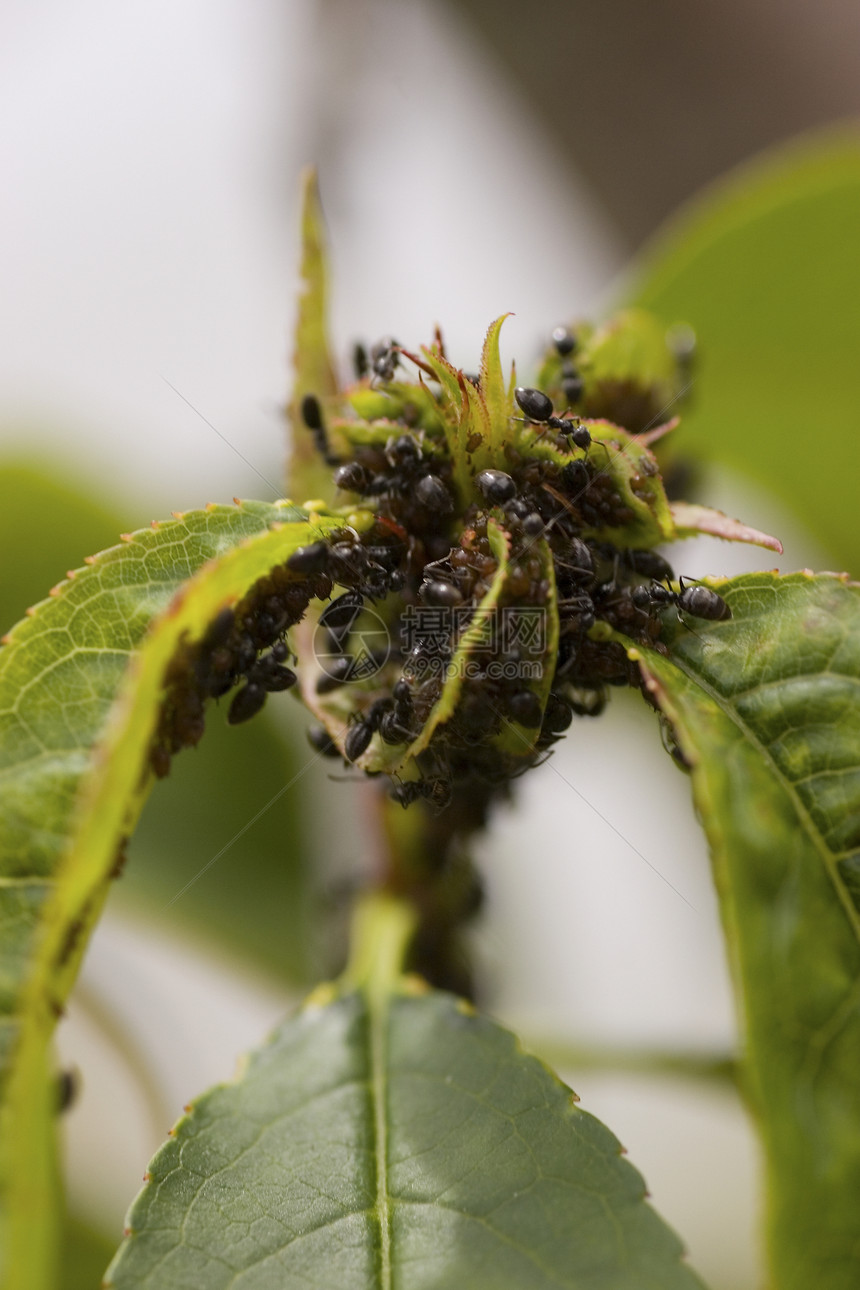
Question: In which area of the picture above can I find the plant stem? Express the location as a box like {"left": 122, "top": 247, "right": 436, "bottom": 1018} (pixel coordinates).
{"left": 343, "top": 891, "right": 418, "bottom": 1001}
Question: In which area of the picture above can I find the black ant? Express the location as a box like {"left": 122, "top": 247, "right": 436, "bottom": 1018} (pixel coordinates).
{"left": 551, "top": 326, "right": 584, "bottom": 407}
{"left": 370, "top": 336, "right": 400, "bottom": 382}
{"left": 390, "top": 776, "right": 452, "bottom": 810}
{"left": 56, "top": 1068, "right": 79, "bottom": 1114}
{"left": 514, "top": 387, "right": 595, "bottom": 452}
{"left": 659, "top": 713, "right": 692, "bottom": 770}
{"left": 300, "top": 394, "right": 341, "bottom": 466}
{"left": 343, "top": 695, "right": 399, "bottom": 763}
{"left": 352, "top": 341, "right": 369, "bottom": 380}
{"left": 619, "top": 548, "right": 675, "bottom": 584}
{"left": 631, "top": 578, "right": 731, "bottom": 622}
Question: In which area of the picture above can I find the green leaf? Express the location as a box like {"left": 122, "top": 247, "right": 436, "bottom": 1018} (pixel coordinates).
{"left": 0, "top": 498, "right": 369, "bottom": 1289}
{"left": 105, "top": 911, "right": 706, "bottom": 1288}
{"left": 629, "top": 572, "right": 860, "bottom": 1290}
{"left": 0, "top": 460, "right": 315, "bottom": 987}
{"left": 629, "top": 128, "right": 860, "bottom": 569}
{"left": 479, "top": 312, "right": 513, "bottom": 458}
{"left": 288, "top": 169, "right": 341, "bottom": 503}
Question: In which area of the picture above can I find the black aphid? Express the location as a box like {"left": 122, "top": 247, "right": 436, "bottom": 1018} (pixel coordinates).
{"left": 287, "top": 541, "right": 330, "bottom": 575}
{"left": 344, "top": 718, "right": 375, "bottom": 762}
{"left": 307, "top": 724, "right": 340, "bottom": 757}
{"left": 320, "top": 590, "right": 365, "bottom": 634}
{"left": 227, "top": 682, "right": 267, "bottom": 725}
{"left": 506, "top": 690, "right": 543, "bottom": 728}
{"left": 415, "top": 473, "right": 454, "bottom": 512}
{"left": 316, "top": 655, "right": 357, "bottom": 694}
{"left": 475, "top": 469, "right": 517, "bottom": 504}
{"left": 420, "top": 579, "right": 463, "bottom": 607}
{"left": 333, "top": 461, "right": 369, "bottom": 493}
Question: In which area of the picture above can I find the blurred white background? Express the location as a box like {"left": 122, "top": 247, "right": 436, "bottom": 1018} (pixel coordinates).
{"left": 1, "top": 2, "right": 842, "bottom": 1285}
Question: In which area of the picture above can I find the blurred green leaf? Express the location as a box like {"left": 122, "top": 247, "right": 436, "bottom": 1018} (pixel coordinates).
{"left": 106, "top": 986, "right": 706, "bottom": 1289}
{"left": 629, "top": 129, "right": 860, "bottom": 570}
{"left": 633, "top": 572, "right": 860, "bottom": 1290}
{"left": 0, "top": 460, "right": 125, "bottom": 636}
{"left": 61, "top": 1214, "right": 115, "bottom": 1290}
{"left": 124, "top": 702, "right": 311, "bottom": 983}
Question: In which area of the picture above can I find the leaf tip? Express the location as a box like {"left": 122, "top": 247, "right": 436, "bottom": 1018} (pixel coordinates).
{"left": 83, "top": 554, "right": 96, "bottom": 565}
{"left": 150, "top": 519, "right": 160, "bottom": 530}
{"left": 119, "top": 532, "right": 132, "bottom": 542}
{"left": 233, "top": 496, "right": 242, "bottom": 506}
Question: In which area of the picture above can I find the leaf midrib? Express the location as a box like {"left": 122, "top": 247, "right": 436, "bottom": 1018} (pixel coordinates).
{"left": 667, "top": 648, "right": 860, "bottom": 945}
{"left": 369, "top": 985, "right": 392, "bottom": 1290}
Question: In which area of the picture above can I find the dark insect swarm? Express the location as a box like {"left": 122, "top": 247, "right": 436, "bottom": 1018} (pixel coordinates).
{"left": 149, "top": 316, "right": 730, "bottom": 818}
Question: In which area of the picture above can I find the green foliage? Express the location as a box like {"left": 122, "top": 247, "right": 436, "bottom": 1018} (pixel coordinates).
{"left": 105, "top": 900, "right": 705, "bottom": 1290}
{"left": 3, "top": 135, "right": 860, "bottom": 1290}
{"left": 0, "top": 499, "right": 364, "bottom": 1288}
{"left": 0, "top": 462, "right": 315, "bottom": 984}
{"left": 0, "top": 461, "right": 125, "bottom": 637}
{"left": 0, "top": 499, "right": 340, "bottom": 1069}
{"left": 61, "top": 1217, "right": 117, "bottom": 1290}
{"left": 123, "top": 703, "right": 312, "bottom": 983}
{"left": 288, "top": 170, "right": 341, "bottom": 503}
{"left": 630, "top": 128, "right": 860, "bottom": 569}
{"left": 630, "top": 572, "right": 860, "bottom": 1290}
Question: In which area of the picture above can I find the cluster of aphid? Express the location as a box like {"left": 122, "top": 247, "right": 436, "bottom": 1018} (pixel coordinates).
{"left": 286, "top": 326, "right": 730, "bottom": 807}
{"left": 150, "top": 322, "right": 730, "bottom": 816}
{"left": 149, "top": 563, "right": 329, "bottom": 777}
